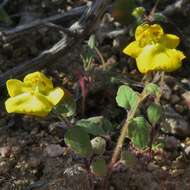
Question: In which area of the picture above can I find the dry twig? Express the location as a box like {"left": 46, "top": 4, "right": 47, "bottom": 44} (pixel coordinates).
{"left": 0, "top": 0, "right": 112, "bottom": 86}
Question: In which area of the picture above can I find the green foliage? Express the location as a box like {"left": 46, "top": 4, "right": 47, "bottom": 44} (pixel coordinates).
{"left": 128, "top": 116, "right": 150, "bottom": 149}
{"left": 76, "top": 116, "right": 114, "bottom": 136}
{"left": 82, "top": 34, "right": 97, "bottom": 71}
{"left": 88, "top": 34, "right": 96, "bottom": 49}
{"left": 116, "top": 85, "right": 138, "bottom": 111}
{"left": 91, "top": 137, "right": 106, "bottom": 155}
{"left": 120, "top": 151, "right": 137, "bottom": 167}
{"left": 64, "top": 127, "right": 92, "bottom": 157}
{"left": 90, "top": 158, "right": 107, "bottom": 176}
{"left": 144, "top": 83, "right": 160, "bottom": 97}
{"left": 153, "top": 13, "right": 167, "bottom": 22}
{"left": 55, "top": 93, "right": 76, "bottom": 117}
{"left": 147, "top": 103, "right": 163, "bottom": 125}
{"left": 132, "top": 7, "right": 145, "bottom": 18}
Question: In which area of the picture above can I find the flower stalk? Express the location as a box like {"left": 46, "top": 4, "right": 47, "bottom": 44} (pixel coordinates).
{"left": 109, "top": 91, "right": 147, "bottom": 168}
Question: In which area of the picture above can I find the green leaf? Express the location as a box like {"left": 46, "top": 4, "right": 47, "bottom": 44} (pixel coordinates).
{"left": 153, "top": 13, "right": 167, "bottom": 22}
{"left": 76, "top": 116, "right": 113, "bottom": 136}
{"left": 91, "top": 137, "right": 106, "bottom": 155}
{"left": 88, "top": 34, "right": 96, "bottom": 49}
{"left": 116, "top": 85, "right": 138, "bottom": 111}
{"left": 90, "top": 158, "right": 107, "bottom": 176}
{"left": 144, "top": 83, "right": 160, "bottom": 96}
{"left": 128, "top": 116, "right": 150, "bottom": 149}
{"left": 55, "top": 91, "right": 76, "bottom": 117}
{"left": 64, "top": 127, "right": 92, "bottom": 157}
{"left": 147, "top": 103, "right": 163, "bottom": 125}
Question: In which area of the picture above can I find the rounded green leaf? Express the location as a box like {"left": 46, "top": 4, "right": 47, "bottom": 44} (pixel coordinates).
{"left": 116, "top": 85, "right": 138, "bottom": 111}
{"left": 55, "top": 93, "right": 76, "bottom": 117}
{"left": 144, "top": 83, "right": 160, "bottom": 96}
{"left": 90, "top": 158, "right": 107, "bottom": 176}
{"left": 76, "top": 116, "right": 113, "bottom": 136}
{"left": 91, "top": 137, "right": 106, "bottom": 155}
{"left": 64, "top": 127, "right": 92, "bottom": 157}
{"left": 147, "top": 103, "right": 163, "bottom": 125}
{"left": 128, "top": 116, "right": 150, "bottom": 149}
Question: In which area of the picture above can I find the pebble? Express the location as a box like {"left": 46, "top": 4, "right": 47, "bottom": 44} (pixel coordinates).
{"left": 162, "top": 84, "right": 172, "bottom": 100}
{"left": 164, "top": 136, "right": 180, "bottom": 151}
{"left": 171, "top": 95, "right": 180, "bottom": 104}
{"left": 45, "top": 144, "right": 64, "bottom": 157}
{"left": 0, "top": 161, "right": 10, "bottom": 175}
{"left": 182, "top": 91, "right": 190, "bottom": 109}
{"left": 0, "top": 146, "right": 12, "bottom": 158}
{"left": 170, "top": 169, "right": 185, "bottom": 177}
{"left": 162, "top": 105, "right": 190, "bottom": 137}
{"left": 174, "top": 104, "right": 185, "bottom": 113}
{"left": 184, "top": 145, "right": 190, "bottom": 159}
{"left": 147, "top": 162, "right": 159, "bottom": 171}
{"left": 165, "top": 118, "right": 190, "bottom": 137}
{"left": 28, "top": 157, "right": 41, "bottom": 168}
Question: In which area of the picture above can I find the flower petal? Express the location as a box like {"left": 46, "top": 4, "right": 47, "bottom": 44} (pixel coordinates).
{"left": 135, "top": 24, "right": 164, "bottom": 46}
{"left": 6, "top": 79, "right": 24, "bottom": 97}
{"left": 24, "top": 71, "right": 53, "bottom": 93}
{"left": 123, "top": 41, "right": 142, "bottom": 58}
{"left": 136, "top": 44, "right": 185, "bottom": 73}
{"left": 5, "top": 92, "right": 53, "bottom": 116}
{"left": 47, "top": 87, "right": 64, "bottom": 105}
{"left": 161, "top": 34, "right": 180, "bottom": 48}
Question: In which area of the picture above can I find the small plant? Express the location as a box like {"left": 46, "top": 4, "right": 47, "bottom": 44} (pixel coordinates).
{"left": 3, "top": 22, "right": 186, "bottom": 190}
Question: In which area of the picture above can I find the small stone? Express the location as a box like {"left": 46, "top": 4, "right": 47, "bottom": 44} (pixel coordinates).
{"left": 0, "top": 161, "right": 10, "bottom": 175}
{"left": 175, "top": 104, "right": 185, "bottom": 113}
{"left": 184, "top": 146, "right": 190, "bottom": 159}
{"left": 182, "top": 91, "right": 190, "bottom": 109}
{"left": 28, "top": 157, "right": 41, "bottom": 168}
{"left": 147, "top": 162, "right": 159, "bottom": 171}
{"left": 162, "top": 84, "right": 172, "bottom": 100}
{"left": 171, "top": 169, "right": 184, "bottom": 177}
{"left": 30, "top": 127, "right": 39, "bottom": 135}
{"left": 162, "top": 105, "right": 190, "bottom": 137}
{"left": 12, "top": 146, "right": 22, "bottom": 156}
{"left": 171, "top": 95, "right": 180, "bottom": 104}
{"left": 165, "top": 118, "right": 190, "bottom": 137}
{"left": 45, "top": 144, "right": 64, "bottom": 157}
{"left": 164, "top": 136, "right": 180, "bottom": 151}
{"left": 173, "top": 84, "right": 185, "bottom": 94}
{"left": 0, "top": 146, "right": 12, "bottom": 158}
{"left": 161, "top": 166, "right": 168, "bottom": 171}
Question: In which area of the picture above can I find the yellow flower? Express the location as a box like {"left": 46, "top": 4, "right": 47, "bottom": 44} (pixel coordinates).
{"left": 123, "top": 24, "right": 185, "bottom": 74}
{"left": 5, "top": 72, "right": 64, "bottom": 116}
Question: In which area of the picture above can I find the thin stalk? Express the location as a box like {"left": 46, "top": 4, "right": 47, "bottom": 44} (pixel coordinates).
{"left": 102, "top": 91, "right": 148, "bottom": 189}
{"left": 109, "top": 92, "right": 147, "bottom": 167}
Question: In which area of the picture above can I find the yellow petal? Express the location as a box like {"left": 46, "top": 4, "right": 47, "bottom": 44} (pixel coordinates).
{"left": 160, "top": 34, "right": 180, "bottom": 48}
{"left": 123, "top": 41, "right": 142, "bottom": 58}
{"left": 47, "top": 87, "right": 64, "bottom": 105}
{"left": 5, "top": 92, "right": 53, "bottom": 116}
{"left": 135, "top": 24, "right": 164, "bottom": 46}
{"left": 24, "top": 71, "right": 53, "bottom": 92}
{"left": 136, "top": 44, "right": 185, "bottom": 74}
{"left": 6, "top": 79, "right": 25, "bottom": 97}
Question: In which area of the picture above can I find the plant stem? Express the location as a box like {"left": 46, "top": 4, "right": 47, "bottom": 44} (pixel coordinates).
{"left": 102, "top": 92, "right": 147, "bottom": 190}
{"left": 110, "top": 92, "right": 147, "bottom": 168}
